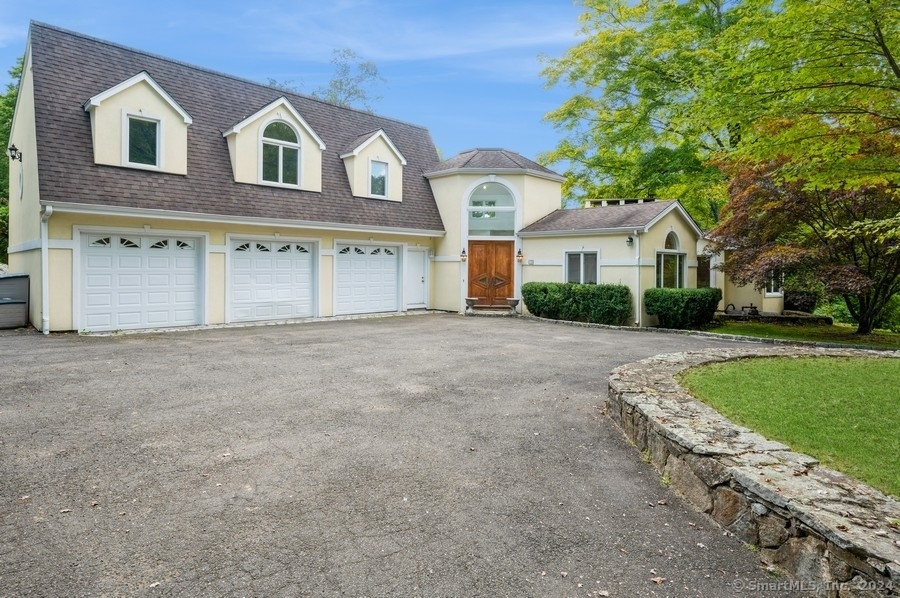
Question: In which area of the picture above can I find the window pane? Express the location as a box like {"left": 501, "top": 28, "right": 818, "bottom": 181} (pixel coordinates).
{"left": 282, "top": 147, "right": 299, "bottom": 185}
{"left": 566, "top": 253, "right": 581, "bottom": 283}
{"left": 262, "top": 143, "right": 279, "bottom": 182}
{"left": 129, "top": 118, "right": 157, "bottom": 165}
{"left": 371, "top": 161, "right": 387, "bottom": 196}
{"left": 263, "top": 122, "right": 297, "bottom": 143}
{"left": 469, "top": 209, "right": 514, "bottom": 236}
{"left": 469, "top": 183, "right": 514, "bottom": 207}
{"left": 697, "top": 256, "right": 711, "bottom": 288}
{"left": 583, "top": 252, "right": 597, "bottom": 284}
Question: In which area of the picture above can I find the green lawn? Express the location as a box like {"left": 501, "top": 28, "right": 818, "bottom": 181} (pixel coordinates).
{"left": 678, "top": 357, "right": 900, "bottom": 498}
{"left": 708, "top": 321, "right": 900, "bottom": 350}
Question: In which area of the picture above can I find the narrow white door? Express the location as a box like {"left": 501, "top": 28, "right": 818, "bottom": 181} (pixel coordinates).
{"left": 406, "top": 248, "right": 427, "bottom": 308}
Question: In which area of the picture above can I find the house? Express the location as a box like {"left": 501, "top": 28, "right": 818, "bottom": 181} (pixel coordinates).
{"left": 7, "top": 22, "right": 760, "bottom": 334}
{"left": 520, "top": 199, "right": 704, "bottom": 326}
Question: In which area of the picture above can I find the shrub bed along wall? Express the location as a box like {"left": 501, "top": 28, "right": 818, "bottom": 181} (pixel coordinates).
{"left": 644, "top": 287, "right": 722, "bottom": 329}
{"left": 521, "top": 282, "right": 632, "bottom": 326}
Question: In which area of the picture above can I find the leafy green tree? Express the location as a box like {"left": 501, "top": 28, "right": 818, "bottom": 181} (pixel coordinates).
{"left": 698, "top": 0, "right": 900, "bottom": 190}
{"left": 708, "top": 159, "right": 900, "bottom": 335}
{"left": 540, "top": 0, "right": 739, "bottom": 224}
{"left": 1, "top": 56, "right": 24, "bottom": 264}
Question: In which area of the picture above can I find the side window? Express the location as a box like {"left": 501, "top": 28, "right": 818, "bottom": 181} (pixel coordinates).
{"left": 127, "top": 115, "right": 159, "bottom": 167}
{"left": 765, "top": 270, "right": 783, "bottom": 295}
{"left": 261, "top": 121, "right": 300, "bottom": 186}
{"left": 566, "top": 252, "right": 598, "bottom": 284}
{"left": 370, "top": 161, "right": 387, "bottom": 197}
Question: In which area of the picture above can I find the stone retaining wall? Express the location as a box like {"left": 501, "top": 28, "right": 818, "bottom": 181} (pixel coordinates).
{"left": 607, "top": 347, "right": 900, "bottom": 597}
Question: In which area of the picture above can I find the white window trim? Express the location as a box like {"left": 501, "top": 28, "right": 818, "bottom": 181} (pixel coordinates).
{"left": 369, "top": 158, "right": 389, "bottom": 199}
{"left": 466, "top": 194, "right": 516, "bottom": 240}
{"left": 564, "top": 250, "right": 600, "bottom": 284}
{"left": 258, "top": 119, "right": 302, "bottom": 188}
{"left": 655, "top": 250, "right": 686, "bottom": 288}
{"left": 121, "top": 110, "right": 163, "bottom": 170}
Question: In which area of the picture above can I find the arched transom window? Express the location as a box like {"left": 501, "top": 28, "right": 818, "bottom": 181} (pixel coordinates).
{"left": 262, "top": 121, "right": 300, "bottom": 185}
{"left": 467, "top": 182, "right": 515, "bottom": 237}
{"left": 664, "top": 231, "right": 680, "bottom": 250}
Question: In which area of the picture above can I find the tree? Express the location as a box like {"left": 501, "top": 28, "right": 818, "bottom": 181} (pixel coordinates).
{"left": 708, "top": 158, "right": 900, "bottom": 334}
{"left": 539, "top": 0, "right": 740, "bottom": 224}
{"left": 312, "top": 48, "right": 384, "bottom": 111}
{"left": 699, "top": 0, "right": 900, "bottom": 190}
{"left": 1, "top": 56, "right": 24, "bottom": 264}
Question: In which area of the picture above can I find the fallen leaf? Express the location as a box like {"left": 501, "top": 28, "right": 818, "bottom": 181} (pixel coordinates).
{"left": 560, "top": 571, "right": 568, "bottom": 578}
{"left": 598, "top": 592, "right": 610, "bottom": 597}
{"left": 59, "top": 509, "right": 71, "bottom": 513}
{"left": 657, "top": 499, "right": 667, "bottom": 505}
{"left": 651, "top": 576, "right": 666, "bottom": 584}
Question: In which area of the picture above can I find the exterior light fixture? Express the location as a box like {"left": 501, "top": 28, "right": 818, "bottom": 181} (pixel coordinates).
{"left": 7, "top": 144, "right": 22, "bottom": 162}
{"left": 460, "top": 248, "right": 467, "bottom": 262}
{"left": 516, "top": 248, "right": 524, "bottom": 262}
{"left": 626, "top": 236, "right": 634, "bottom": 247}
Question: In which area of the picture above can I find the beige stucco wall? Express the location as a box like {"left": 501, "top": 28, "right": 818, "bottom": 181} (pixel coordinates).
{"left": 342, "top": 135, "right": 404, "bottom": 200}
{"left": 225, "top": 106, "right": 322, "bottom": 192}
{"left": 41, "top": 211, "right": 439, "bottom": 331}
{"left": 427, "top": 171, "right": 563, "bottom": 312}
{"left": 520, "top": 208, "right": 701, "bottom": 326}
{"left": 88, "top": 79, "right": 189, "bottom": 175}
{"left": 8, "top": 47, "right": 41, "bottom": 248}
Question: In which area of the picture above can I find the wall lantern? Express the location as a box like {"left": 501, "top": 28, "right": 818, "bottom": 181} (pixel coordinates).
{"left": 626, "top": 236, "right": 634, "bottom": 247}
{"left": 460, "top": 248, "right": 467, "bottom": 262}
{"left": 516, "top": 248, "right": 524, "bottom": 263}
{"left": 7, "top": 144, "right": 22, "bottom": 162}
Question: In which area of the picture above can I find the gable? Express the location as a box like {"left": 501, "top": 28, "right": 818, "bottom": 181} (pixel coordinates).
{"left": 222, "top": 97, "right": 326, "bottom": 192}
{"left": 340, "top": 130, "right": 406, "bottom": 201}
{"left": 83, "top": 71, "right": 192, "bottom": 175}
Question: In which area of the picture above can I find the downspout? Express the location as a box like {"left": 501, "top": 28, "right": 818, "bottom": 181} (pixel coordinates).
{"left": 40, "top": 205, "right": 53, "bottom": 335}
{"left": 634, "top": 230, "right": 642, "bottom": 327}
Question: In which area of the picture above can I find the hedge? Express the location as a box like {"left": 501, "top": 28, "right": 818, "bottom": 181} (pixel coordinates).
{"left": 521, "top": 282, "right": 632, "bottom": 326}
{"left": 643, "top": 287, "right": 723, "bottom": 329}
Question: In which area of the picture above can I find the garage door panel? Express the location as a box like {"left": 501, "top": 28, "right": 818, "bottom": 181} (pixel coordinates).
{"left": 335, "top": 245, "right": 399, "bottom": 315}
{"left": 81, "top": 234, "right": 200, "bottom": 331}
{"left": 230, "top": 240, "right": 314, "bottom": 322}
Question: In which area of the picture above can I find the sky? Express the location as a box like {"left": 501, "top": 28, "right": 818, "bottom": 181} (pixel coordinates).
{"left": 0, "top": 0, "right": 586, "bottom": 164}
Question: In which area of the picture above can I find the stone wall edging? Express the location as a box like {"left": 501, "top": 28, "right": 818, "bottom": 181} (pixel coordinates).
{"left": 607, "top": 346, "right": 900, "bottom": 597}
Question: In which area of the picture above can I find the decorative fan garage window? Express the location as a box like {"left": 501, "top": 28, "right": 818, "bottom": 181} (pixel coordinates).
{"left": 120, "top": 237, "right": 140, "bottom": 248}
{"left": 89, "top": 236, "right": 111, "bottom": 248}
{"left": 176, "top": 240, "right": 195, "bottom": 250}
{"left": 150, "top": 239, "right": 169, "bottom": 249}
{"left": 236, "top": 242, "right": 251, "bottom": 252}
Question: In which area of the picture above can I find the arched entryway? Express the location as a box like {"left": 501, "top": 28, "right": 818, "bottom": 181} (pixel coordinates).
{"left": 465, "top": 182, "right": 517, "bottom": 307}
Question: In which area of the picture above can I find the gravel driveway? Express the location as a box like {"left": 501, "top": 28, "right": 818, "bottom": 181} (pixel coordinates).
{"left": 1, "top": 314, "right": 802, "bottom": 596}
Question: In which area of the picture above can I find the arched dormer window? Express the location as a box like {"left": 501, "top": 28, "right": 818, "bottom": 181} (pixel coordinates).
{"left": 664, "top": 231, "right": 679, "bottom": 250}
{"left": 467, "top": 182, "right": 515, "bottom": 237}
{"left": 261, "top": 121, "right": 300, "bottom": 186}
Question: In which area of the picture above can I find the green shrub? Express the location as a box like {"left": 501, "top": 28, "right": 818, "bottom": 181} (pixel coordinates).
{"left": 644, "top": 287, "right": 722, "bottom": 329}
{"left": 521, "top": 282, "right": 632, "bottom": 326}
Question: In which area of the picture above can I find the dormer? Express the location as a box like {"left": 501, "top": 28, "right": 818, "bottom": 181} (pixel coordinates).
{"left": 340, "top": 129, "right": 406, "bottom": 201}
{"left": 222, "top": 97, "right": 325, "bottom": 192}
{"left": 83, "top": 71, "right": 192, "bottom": 174}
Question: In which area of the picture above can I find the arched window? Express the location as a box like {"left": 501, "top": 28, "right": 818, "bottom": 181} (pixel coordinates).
{"left": 664, "top": 231, "right": 679, "bottom": 250}
{"left": 467, "top": 182, "right": 515, "bottom": 237}
{"left": 261, "top": 121, "right": 300, "bottom": 185}
{"left": 657, "top": 231, "right": 685, "bottom": 288}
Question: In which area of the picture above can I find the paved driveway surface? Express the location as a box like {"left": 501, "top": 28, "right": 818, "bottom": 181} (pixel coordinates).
{"left": 1, "top": 315, "right": 802, "bottom": 597}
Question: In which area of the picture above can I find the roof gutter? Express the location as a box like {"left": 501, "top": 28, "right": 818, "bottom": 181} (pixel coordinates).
{"left": 40, "top": 205, "right": 53, "bottom": 335}
{"left": 41, "top": 201, "right": 446, "bottom": 238}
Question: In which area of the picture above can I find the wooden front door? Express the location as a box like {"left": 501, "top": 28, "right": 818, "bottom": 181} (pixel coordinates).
{"left": 467, "top": 240, "right": 514, "bottom": 307}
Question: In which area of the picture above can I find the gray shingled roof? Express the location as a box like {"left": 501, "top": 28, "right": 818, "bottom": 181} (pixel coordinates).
{"left": 426, "top": 148, "right": 562, "bottom": 180}
{"left": 519, "top": 202, "right": 677, "bottom": 235}
{"left": 28, "top": 22, "right": 445, "bottom": 233}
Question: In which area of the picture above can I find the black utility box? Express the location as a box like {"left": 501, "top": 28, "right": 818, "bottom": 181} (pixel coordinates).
{"left": 0, "top": 274, "right": 30, "bottom": 329}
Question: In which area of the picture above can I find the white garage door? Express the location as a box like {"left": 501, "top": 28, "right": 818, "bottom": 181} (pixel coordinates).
{"left": 335, "top": 244, "right": 399, "bottom": 315}
{"left": 81, "top": 233, "right": 200, "bottom": 331}
{"left": 231, "top": 240, "right": 314, "bottom": 322}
